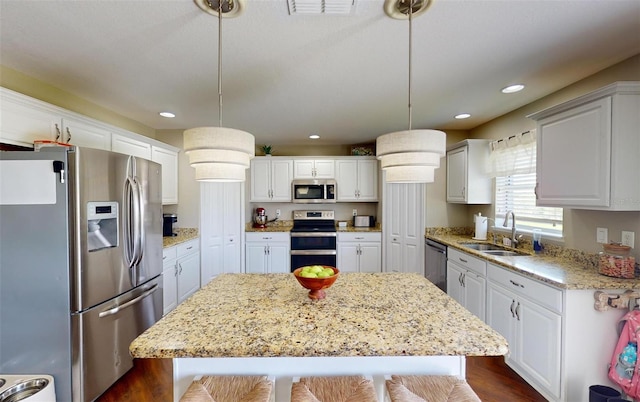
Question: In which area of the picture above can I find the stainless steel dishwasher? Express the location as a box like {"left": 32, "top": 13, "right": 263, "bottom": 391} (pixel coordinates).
{"left": 425, "top": 239, "right": 447, "bottom": 291}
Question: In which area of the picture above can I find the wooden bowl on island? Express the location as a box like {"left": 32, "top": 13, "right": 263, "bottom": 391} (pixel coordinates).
{"left": 293, "top": 266, "right": 339, "bottom": 300}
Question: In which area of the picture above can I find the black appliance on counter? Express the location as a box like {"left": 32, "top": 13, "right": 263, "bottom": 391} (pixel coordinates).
{"left": 163, "top": 213, "right": 177, "bottom": 237}
{"left": 290, "top": 210, "right": 336, "bottom": 271}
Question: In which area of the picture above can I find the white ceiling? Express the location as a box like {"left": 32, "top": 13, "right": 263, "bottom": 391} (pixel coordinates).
{"left": 1, "top": 0, "right": 639, "bottom": 146}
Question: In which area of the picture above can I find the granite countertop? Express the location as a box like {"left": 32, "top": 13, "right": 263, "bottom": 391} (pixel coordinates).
{"left": 163, "top": 228, "right": 199, "bottom": 248}
{"left": 426, "top": 232, "right": 639, "bottom": 290}
{"left": 130, "top": 273, "right": 508, "bottom": 359}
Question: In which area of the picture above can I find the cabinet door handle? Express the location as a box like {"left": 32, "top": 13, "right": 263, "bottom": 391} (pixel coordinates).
{"left": 458, "top": 272, "right": 463, "bottom": 286}
{"left": 461, "top": 272, "right": 466, "bottom": 287}
{"left": 509, "top": 279, "right": 524, "bottom": 288}
{"left": 163, "top": 256, "right": 167, "bottom": 260}
{"left": 355, "top": 237, "right": 364, "bottom": 240}
{"left": 267, "top": 246, "right": 270, "bottom": 255}
{"left": 515, "top": 302, "right": 521, "bottom": 321}
{"left": 186, "top": 246, "right": 193, "bottom": 250}
{"left": 174, "top": 266, "right": 178, "bottom": 277}
{"left": 534, "top": 183, "right": 539, "bottom": 200}
{"left": 178, "top": 263, "right": 183, "bottom": 274}
{"left": 459, "top": 257, "right": 468, "bottom": 264}
{"left": 510, "top": 300, "right": 516, "bottom": 318}
{"left": 66, "top": 127, "right": 71, "bottom": 143}
{"left": 55, "top": 124, "right": 61, "bottom": 141}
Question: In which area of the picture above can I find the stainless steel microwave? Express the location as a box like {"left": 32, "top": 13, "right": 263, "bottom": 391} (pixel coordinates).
{"left": 292, "top": 179, "right": 336, "bottom": 203}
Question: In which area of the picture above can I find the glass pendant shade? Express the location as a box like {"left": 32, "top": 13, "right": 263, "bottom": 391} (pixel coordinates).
{"left": 184, "top": 127, "right": 255, "bottom": 182}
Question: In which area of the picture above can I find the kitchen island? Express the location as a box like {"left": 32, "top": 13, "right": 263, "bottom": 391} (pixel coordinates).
{"left": 130, "top": 273, "right": 508, "bottom": 401}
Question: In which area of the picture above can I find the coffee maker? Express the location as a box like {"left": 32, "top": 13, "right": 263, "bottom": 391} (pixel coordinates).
{"left": 163, "top": 213, "right": 177, "bottom": 237}
{"left": 253, "top": 208, "right": 267, "bottom": 229}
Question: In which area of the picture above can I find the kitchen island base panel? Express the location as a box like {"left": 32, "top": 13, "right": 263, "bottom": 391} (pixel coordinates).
{"left": 174, "top": 356, "right": 466, "bottom": 402}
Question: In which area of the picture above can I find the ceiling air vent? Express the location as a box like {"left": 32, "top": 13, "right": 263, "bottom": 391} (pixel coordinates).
{"left": 287, "top": 0, "right": 356, "bottom": 15}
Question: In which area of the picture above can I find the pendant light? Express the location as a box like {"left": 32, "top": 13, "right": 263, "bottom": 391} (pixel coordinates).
{"left": 184, "top": 0, "right": 255, "bottom": 182}
{"left": 376, "top": 0, "right": 446, "bottom": 183}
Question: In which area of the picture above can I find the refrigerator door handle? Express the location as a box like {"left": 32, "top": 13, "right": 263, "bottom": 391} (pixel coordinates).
{"left": 135, "top": 178, "right": 145, "bottom": 265}
{"left": 98, "top": 284, "right": 159, "bottom": 318}
{"left": 123, "top": 176, "right": 135, "bottom": 268}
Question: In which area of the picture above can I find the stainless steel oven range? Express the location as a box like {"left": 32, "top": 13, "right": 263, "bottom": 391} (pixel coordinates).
{"left": 290, "top": 210, "right": 337, "bottom": 271}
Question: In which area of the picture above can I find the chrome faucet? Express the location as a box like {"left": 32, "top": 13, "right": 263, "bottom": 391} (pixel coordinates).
{"left": 503, "top": 210, "right": 519, "bottom": 247}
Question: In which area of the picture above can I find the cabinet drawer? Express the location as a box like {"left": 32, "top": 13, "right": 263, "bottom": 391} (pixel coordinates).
{"left": 177, "top": 239, "right": 199, "bottom": 256}
{"left": 337, "top": 232, "right": 381, "bottom": 242}
{"left": 163, "top": 246, "right": 177, "bottom": 262}
{"left": 448, "top": 248, "right": 486, "bottom": 276}
{"left": 245, "top": 232, "right": 290, "bottom": 243}
{"left": 488, "top": 263, "right": 563, "bottom": 313}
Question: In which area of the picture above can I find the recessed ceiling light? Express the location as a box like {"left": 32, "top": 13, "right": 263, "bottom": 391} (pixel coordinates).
{"left": 455, "top": 113, "right": 471, "bottom": 119}
{"left": 159, "top": 112, "right": 176, "bottom": 118}
{"left": 501, "top": 84, "right": 525, "bottom": 94}
{"left": 309, "top": 134, "right": 320, "bottom": 139}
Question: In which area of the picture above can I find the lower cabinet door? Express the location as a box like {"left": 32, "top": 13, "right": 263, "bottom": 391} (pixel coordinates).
{"left": 464, "top": 272, "right": 486, "bottom": 322}
{"left": 518, "top": 300, "right": 562, "bottom": 398}
{"left": 246, "top": 244, "right": 268, "bottom": 273}
{"left": 337, "top": 243, "right": 359, "bottom": 273}
{"left": 486, "top": 283, "right": 518, "bottom": 361}
{"left": 359, "top": 243, "right": 381, "bottom": 273}
{"left": 446, "top": 263, "right": 465, "bottom": 306}
{"left": 177, "top": 252, "right": 200, "bottom": 303}
{"left": 162, "top": 264, "right": 178, "bottom": 316}
{"left": 268, "top": 243, "right": 290, "bottom": 273}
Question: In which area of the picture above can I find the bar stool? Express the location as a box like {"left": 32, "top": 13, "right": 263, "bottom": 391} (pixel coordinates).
{"left": 180, "top": 375, "right": 273, "bottom": 402}
{"left": 385, "top": 375, "right": 480, "bottom": 402}
{"left": 290, "top": 375, "right": 377, "bottom": 402}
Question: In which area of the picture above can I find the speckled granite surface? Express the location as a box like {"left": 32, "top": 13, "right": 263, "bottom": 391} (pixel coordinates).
{"left": 130, "top": 273, "right": 508, "bottom": 359}
{"left": 426, "top": 230, "right": 639, "bottom": 290}
{"left": 163, "top": 228, "right": 199, "bottom": 248}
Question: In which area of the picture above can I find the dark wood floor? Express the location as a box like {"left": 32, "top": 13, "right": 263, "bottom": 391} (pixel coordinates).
{"left": 97, "top": 356, "right": 546, "bottom": 401}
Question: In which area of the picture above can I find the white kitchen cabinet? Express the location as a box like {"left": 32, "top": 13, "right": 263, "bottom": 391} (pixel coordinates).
{"left": 528, "top": 81, "right": 640, "bottom": 210}
{"left": 446, "top": 139, "right": 491, "bottom": 204}
{"left": 293, "top": 159, "right": 335, "bottom": 179}
{"left": 0, "top": 87, "right": 111, "bottom": 150}
{"left": 162, "top": 239, "right": 201, "bottom": 315}
{"left": 486, "top": 263, "right": 562, "bottom": 400}
{"left": 200, "top": 182, "right": 244, "bottom": 285}
{"left": 245, "top": 232, "right": 290, "bottom": 273}
{"left": 250, "top": 157, "right": 293, "bottom": 202}
{"left": 335, "top": 158, "right": 378, "bottom": 201}
{"left": 151, "top": 145, "right": 179, "bottom": 205}
{"left": 446, "top": 248, "right": 487, "bottom": 321}
{"left": 111, "top": 131, "right": 152, "bottom": 159}
{"left": 337, "top": 232, "right": 381, "bottom": 273}
{"left": 383, "top": 182, "right": 424, "bottom": 275}
{"left": 162, "top": 246, "right": 178, "bottom": 316}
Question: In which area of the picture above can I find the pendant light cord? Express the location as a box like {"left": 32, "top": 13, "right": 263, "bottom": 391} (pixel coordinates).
{"left": 408, "top": 0, "right": 413, "bottom": 131}
{"left": 218, "top": 1, "right": 223, "bottom": 127}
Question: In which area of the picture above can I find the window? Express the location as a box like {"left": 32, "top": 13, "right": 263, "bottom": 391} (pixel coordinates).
{"left": 490, "top": 131, "right": 563, "bottom": 238}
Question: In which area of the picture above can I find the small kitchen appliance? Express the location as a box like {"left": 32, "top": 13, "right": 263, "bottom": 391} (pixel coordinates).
{"left": 253, "top": 207, "right": 267, "bottom": 228}
{"left": 353, "top": 215, "right": 375, "bottom": 228}
{"left": 163, "top": 213, "right": 177, "bottom": 237}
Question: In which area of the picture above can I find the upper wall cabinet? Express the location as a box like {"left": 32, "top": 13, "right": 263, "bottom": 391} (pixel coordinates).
{"left": 528, "top": 82, "right": 640, "bottom": 210}
{"left": 250, "top": 157, "right": 293, "bottom": 202}
{"left": 335, "top": 158, "right": 378, "bottom": 202}
{"left": 446, "top": 139, "right": 492, "bottom": 204}
{"left": 0, "top": 87, "right": 180, "bottom": 205}
{"left": 0, "top": 88, "right": 111, "bottom": 150}
{"left": 293, "top": 159, "right": 335, "bottom": 179}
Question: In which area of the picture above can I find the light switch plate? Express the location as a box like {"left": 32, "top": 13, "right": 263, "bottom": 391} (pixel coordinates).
{"left": 621, "top": 231, "right": 635, "bottom": 248}
{"left": 596, "top": 227, "right": 608, "bottom": 244}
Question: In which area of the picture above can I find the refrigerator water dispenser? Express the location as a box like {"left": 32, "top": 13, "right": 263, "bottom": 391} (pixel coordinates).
{"left": 87, "top": 201, "right": 118, "bottom": 252}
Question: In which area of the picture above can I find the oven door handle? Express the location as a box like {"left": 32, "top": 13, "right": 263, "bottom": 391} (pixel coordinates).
{"left": 290, "top": 250, "right": 337, "bottom": 256}
{"left": 290, "top": 232, "right": 337, "bottom": 238}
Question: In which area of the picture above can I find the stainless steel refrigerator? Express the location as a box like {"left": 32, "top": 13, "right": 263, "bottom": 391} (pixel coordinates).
{"left": 0, "top": 146, "right": 163, "bottom": 401}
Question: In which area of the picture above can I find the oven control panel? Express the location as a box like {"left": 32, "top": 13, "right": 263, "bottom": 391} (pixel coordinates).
{"left": 293, "top": 210, "right": 334, "bottom": 220}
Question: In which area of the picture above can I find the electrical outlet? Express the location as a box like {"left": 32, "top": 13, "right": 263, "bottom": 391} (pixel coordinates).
{"left": 352, "top": 209, "right": 357, "bottom": 216}
{"left": 621, "top": 231, "right": 635, "bottom": 248}
{"left": 276, "top": 209, "right": 281, "bottom": 218}
{"left": 596, "top": 227, "right": 608, "bottom": 244}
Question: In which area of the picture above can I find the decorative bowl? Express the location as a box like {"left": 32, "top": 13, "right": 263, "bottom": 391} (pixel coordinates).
{"left": 293, "top": 266, "right": 339, "bottom": 299}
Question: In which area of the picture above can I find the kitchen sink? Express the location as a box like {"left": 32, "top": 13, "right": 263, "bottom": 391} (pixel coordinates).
{"left": 459, "top": 242, "right": 529, "bottom": 256}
